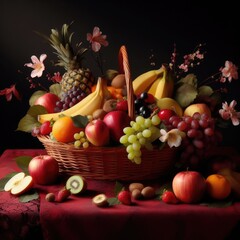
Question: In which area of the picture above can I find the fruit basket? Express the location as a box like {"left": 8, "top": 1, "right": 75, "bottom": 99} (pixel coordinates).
{"left": 37, "top": 46, "right": 178, "bottom": 181}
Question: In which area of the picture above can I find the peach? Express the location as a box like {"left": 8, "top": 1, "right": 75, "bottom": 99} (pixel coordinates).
{"left": 183, "top": 103, "right": 211, "bottom": 117}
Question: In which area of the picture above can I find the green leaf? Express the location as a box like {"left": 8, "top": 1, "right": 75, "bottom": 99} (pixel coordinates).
{"left": 0, "top": 172, "right": 18, "bottom": 191}
{"left": 27, "top": 105, "right": 48, "bottom": 117}
{"left": 71, "top": 115, "right": 89, "bottom": 128}
{"left": 200, "top": 198, "right": 233, "bottom": 208}
{"left": 198, "top": 85, "right": 214, "bottom": 97}
{"left": 49, "top": 83, "right": 61, "bottom": 97}
{"left": 114, "top": 181, "right": 124, "bottom": 196}
{"left": 29, "top": 90, "right": 47, "bottom": 106}
{"left": 19, "top": 189, "right": 39, "bottom": 203}
{"left": 16, "top": 114, "right": 40, "bottom": 132}
{"left": 107, "top": 197, "right": 120, "bottom": 206}
{"left": 177, "top": 73, "right": 198, "bottom": 88}
{"left": 155, "top": 181, "right": 172, "bottom": 199}
{"left": 174, "top": 83, "right": 198, "bottom": 108}
{"left": 15, "top": 156, "right": 32, "bottom": 173}
{"left": 16, "top": 105, "right": 47, "bottom": 132}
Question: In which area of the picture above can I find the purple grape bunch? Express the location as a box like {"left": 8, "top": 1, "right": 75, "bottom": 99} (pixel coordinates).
{"left": 54, "top": 86, "right": 88, "bottom": 112}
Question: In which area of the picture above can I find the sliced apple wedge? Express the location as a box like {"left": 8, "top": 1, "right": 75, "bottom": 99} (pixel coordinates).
{"left": 4, "top": 172, "right": 34, "bottom": 196}
{"left": 4, "top": 172, "right": 25, "bottom": 191}
{"left": 11, "top": 175, "right": 34, "bottom": 196}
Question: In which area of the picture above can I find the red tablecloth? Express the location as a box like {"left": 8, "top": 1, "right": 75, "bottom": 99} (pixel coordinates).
{"left": 1, "top": 149, "right": 240, "bottom": 240}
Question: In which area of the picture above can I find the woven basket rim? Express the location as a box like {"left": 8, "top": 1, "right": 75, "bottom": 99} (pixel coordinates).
{"left": 37, "top": 134, "right": 169, "bottom": 153}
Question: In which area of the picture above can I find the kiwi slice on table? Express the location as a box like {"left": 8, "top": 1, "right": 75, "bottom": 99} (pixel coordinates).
{"left": 66, "top": 175, "right": 87, "bottom": 195}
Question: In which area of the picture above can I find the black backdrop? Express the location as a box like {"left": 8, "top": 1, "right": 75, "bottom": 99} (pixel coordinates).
{"left": 1, "top": 0, "right": 240, "bottom": 154}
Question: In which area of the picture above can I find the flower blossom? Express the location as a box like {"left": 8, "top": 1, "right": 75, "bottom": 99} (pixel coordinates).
{"left": 24, "top": 54, "right": 47, "bottom": 78}
{"left": 0, "top": 84, "right": 21, "bottom": 101}
{"left": 220, "top": 61, "right": 238, "bottom": 83}
{"left": 159, "top": 129, "right": 186, "bottom": 148}
{"left": 219, "top": 100, "right": 240, "bottom": 126}
{"left": 51, "top": 72, "right": 62, "bottom": 83}
{"left": 87, "top": 27, "right": 109, "bottom": 52}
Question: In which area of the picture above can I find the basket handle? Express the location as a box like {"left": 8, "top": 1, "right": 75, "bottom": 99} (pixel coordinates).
{"left": 118, "top": 45, "right": 135, "bottom": 120}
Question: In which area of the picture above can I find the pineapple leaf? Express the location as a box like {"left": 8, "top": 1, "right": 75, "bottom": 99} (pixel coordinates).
{"left": 60, "top": 43, "right": 71, "bottom": 58}
{"left": 50, "top": 33, "right": 61, "bottom": 46}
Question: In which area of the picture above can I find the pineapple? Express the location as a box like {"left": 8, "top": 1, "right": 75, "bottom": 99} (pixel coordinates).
{"left": 41, "top": 22, "right": 95, "bottom": 96}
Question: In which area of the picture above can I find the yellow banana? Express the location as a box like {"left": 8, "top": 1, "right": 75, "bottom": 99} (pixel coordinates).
{"left": 147, "top": 69, "right": 166, "bottom": 96}
{"left": 70, "top": 79, "right": 106, "bottom": 117}
{"left": 156, "top": 97, "right": 183, "bottom": 117}
{"left": 153, "top": 65, "right": 175, "bottom": 100}
{"left": 132, "top": 67, "right": 165, "bottom": 95}
{"left": 38, "top": 78, "right": 105, "bottom": 123}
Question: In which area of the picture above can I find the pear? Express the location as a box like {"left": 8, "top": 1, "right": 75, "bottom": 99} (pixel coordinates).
{"left": 218, "top": 168, "right": 240, "bottom": 199}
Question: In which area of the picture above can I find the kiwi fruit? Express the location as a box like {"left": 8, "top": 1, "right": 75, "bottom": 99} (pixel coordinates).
{"left": 92, "top": 193, "right": 109, "bottom": 207}
{"left": 103, "top": 99, "right": 117, "bottom": 112}
{"left": 92, "top": 108, "right": 107, "bottom": 120}
{"left": 66, "top": 175, "right": 87, "bottom": 195}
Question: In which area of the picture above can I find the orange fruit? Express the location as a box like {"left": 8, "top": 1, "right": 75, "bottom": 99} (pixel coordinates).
{"left": 205, "top": 174, "right": 231, "bottom": 200}
{"left": 52, "top": 116, "right": 82, "bottom": 143}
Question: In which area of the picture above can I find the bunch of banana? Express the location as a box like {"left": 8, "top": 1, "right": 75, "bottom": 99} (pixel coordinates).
{"left": 132, "top": 67, "right": 165, "bottom": 95}
{"left": 38, "top": 77, "right": 107, "bottom": 123}
{"left": 147, "top": 64, "right": 175, "bottom": 100}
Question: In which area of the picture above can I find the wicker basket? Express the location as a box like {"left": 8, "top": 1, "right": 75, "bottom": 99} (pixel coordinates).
{"left": 37, "top": 45, "right": 178, "bottom": 181}
{"left": 38, "top": 135, "right": 177, "bottom": 181}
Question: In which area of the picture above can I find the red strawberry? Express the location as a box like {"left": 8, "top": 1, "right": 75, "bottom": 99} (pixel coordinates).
{"left": 161, "top": 190, "right": 179, "bottom": 204}
{"left": 40, "top": 121, "right": 52, "bottom": 135}
{"left": 56, "top": 188, "right": 71, "bottom": 202}
{"left": 117, "top": 190, "right": 132, "bottom": 205}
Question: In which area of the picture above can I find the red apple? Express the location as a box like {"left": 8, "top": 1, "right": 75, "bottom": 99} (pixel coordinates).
{"left": 116, "top": 100, "right": 128, "bottom": 112}
{"left": 4, "top": 172, "right": 34, "bottom": 196}
{"left": 85, "top": 119, "right": 110, "bottom": 147}
{"left": 28, "top": 155, "right": 59, "bottom": 185}
{"left": 34, "top": 92, "right": 59, "bottom": 113}
{"left": 103, "top": 110, "right": 131, "bottom": 142}
{"left": 172, "top": 170, "right": 206, "bottom": 203}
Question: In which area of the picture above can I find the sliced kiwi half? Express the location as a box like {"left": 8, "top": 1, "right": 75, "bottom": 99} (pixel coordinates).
{"left": 66, "top": 175, "right": 87, "bottom": 195}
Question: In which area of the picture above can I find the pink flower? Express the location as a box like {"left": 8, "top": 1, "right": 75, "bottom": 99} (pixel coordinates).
{"left": 219, "top": 100, "right": 240, "bottom": 126}
{"left": 178, "top": 64, "right": 189, "bottom": 72}
{"left": 0, "top": 84, "right": 21, "bottom": 101}
{"left": 24, "top": 54, "right": 47, "bottom": 78}
{"left": 87, "top": 27, "right": 109, "bottom": 52}
{"left": 220, "top": 61, "right": 238, "bottom": 83}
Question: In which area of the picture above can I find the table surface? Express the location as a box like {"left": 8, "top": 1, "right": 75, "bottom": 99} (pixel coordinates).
{"left": 1, "top": 148, "right": 240, "bottom": 240}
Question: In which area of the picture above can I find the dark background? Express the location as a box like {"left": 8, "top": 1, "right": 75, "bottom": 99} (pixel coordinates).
{"left": 1, "top": 0, "right": 240, "bottom": 155}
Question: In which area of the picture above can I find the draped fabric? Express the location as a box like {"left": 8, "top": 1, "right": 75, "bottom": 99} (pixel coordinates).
{"left": 1, "top": 149, "right": 240, "bottom": 240}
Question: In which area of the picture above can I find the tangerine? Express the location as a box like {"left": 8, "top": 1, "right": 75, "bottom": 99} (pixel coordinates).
{"left": 52, "top": 116, "right": 82, "bottom": 143}
{"left": 205, "top": 174, "right": 231, "bottom": 200}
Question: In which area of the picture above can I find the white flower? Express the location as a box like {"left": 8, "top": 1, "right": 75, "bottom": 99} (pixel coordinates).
{"left": 159, "top": 128, "right": 186, "bottom": 148}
